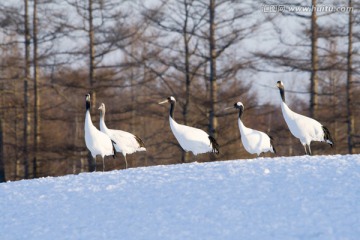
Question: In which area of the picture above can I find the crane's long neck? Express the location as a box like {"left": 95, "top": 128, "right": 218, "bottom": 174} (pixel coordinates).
{"left": 279, "top": 87, "right": 286, "bottom": 103}
{"left": 237, "top": 118, "right": 249, "bottom": 135}
{"left": 237, "top": 109, "right": 248, "bottom": 135}
{"left": 280, "top": 100, "right": 294, "bottom": 122}
{"left": 85, "top": 99, "right": 92, "bottom": 128}
{"left": 86, "top": 99, "right": 91, "bottom": 111}
{"left": 238, "top": 108, "right": 243, "bottom": 119}
{"left": 85, "top": 108, "right": 93, "bottom": 130}
{"left": 169, "top": 102, "right": 175, "bottom": 120}
{"left": 99, "top": 108, "right": 108, "bottom": 132}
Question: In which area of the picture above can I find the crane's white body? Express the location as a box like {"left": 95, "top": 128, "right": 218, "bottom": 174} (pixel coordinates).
{"left": 99, "top": 103, "right": 146, "bottom": 169}
{"left": 238, "top": 118, "right": 275, "bottom": 156}
{"left": 100, "top": 126, "right": 146, "bottom": 155}
{"left": 169, "top": 116, "right": 214, "bottom": 155}
{"left": 85, "top": 111, "right": 114, "bottom": 159}
{"left": 280, "top": 102, "right": 331, "bottom": 146}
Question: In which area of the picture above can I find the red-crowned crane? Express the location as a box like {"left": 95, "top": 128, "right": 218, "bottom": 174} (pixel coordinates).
{"left": 159, "top": 96, "right": 219, "bottom": 155}
{"left": 98, "top": 103, "right": 146, "bottom": 169}
{"left": 228, "top": 102, "right": 276, "bottom": 156}
{"left": 84, "top": 93, "right": 115, "bottom": 171}
{"left": 276, "top": 81, "right": 333, "bottom": 155}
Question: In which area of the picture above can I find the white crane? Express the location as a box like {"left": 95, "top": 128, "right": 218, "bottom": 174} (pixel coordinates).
{"left": 159, "top": 96, "right": 219, "bottom": 155}
{"left": 276, "top": 81, "right": 333, "bottom": 155}
{"left": 228, "top": 102, "right": 276, "bottom": 156}
{"left": 98, "top": 103, "right": 146, "bottom": 169}
{"left": 84, "top": 93, "right": 115, "bottom": 171}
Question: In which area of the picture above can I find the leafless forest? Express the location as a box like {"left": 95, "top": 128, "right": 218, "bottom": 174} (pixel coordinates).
{"left": 0, "top": 0, "right": 359, "bottom": 182}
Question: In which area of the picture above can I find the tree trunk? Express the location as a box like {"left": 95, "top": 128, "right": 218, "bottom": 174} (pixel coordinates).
{"left": 87, "top": 0, "right": 96, "bottom": 172}
{"left": 89, "top": 0, "right": 95, "bottom": 89}
{"left": 33, "top": 0, "right": 40, "bottom": 178}
{"left": 74, "top": 98, "right": 80, "bottom": 174}
{"left": 24, "top": 0, "right": 30, "bottom": 179}
{"left": 346, "top": 0, "right": 355, "bottom": 154}
{"left": 181, "top": 0, "right": 191, "bottom": 163}
{"left": 208, "top": 0, "right": 218, "bottom": 138}
{"left": 0, "top": 118, "right": 5, "bottom": 182}
{"left": 0, "top": 59, "right": 6, "bottom": 182}
{"left": 15, "top": 99, "right": 20, "bottom": 180}
{"left": 310, "top": 0, "right": 318, "bottom": 118}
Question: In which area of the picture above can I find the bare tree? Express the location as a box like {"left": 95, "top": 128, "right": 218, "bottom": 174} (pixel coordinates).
{"left": 310, "top": 0, "right": 318, "bottom": 118}
{"left": 64, "top": 0, "right": 136, "bottom": 171}
{"left": 23, "top": 0, "right": 31, "bottom": 179}
{"left": 346, "top": 0, "right": 355, "bottom": 153}
{"left": 33, "top": 0, "right": 40, "bottom": 178}
{"left": 253, "top": 1, "right": 352, "bottom": 154}
{"left": 0, "top": 14, "right": 24, "bottom": 180}
{"left": 86, "top": 0, "right": 97, "bottom": 171}
{"left": 197, "top": 0, "right": 260, "bottom": 156}
{"left": 142, "top": 0, "right": 208, "bottom": 162}
{"left": 208, "top": 0, "right": 217, "bottom": 139}
{"left": 0, "top": 117, "right": 5, "bottom": 182}
{"left": 142, "top": 0, "right": 263, "bottom": 162}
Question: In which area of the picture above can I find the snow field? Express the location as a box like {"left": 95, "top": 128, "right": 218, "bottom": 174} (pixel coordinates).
{"left": 1, "top": 154, "right": 360, "bottom": 240}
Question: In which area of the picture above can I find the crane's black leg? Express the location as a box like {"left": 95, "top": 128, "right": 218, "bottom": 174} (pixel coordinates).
{"left": 307, "top": 145, "right": 312, "bottom": 156}
{"left": 94, "top": 157, "right": 97, "bottom": 172}
{"left": 303, "top": 144, "right": 308, "bottom": 155}
{"left": 124, "top": 155, "right": 128, "bottom": 169}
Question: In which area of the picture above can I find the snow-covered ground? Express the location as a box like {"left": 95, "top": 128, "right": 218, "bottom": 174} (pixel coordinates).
{"left": 1, "top": 154, "right": 360, "bottom": 240}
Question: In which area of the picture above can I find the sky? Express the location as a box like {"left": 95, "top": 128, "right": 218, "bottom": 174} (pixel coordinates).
{"left": 1, "top": 0, "right": 353, "bottom": 106}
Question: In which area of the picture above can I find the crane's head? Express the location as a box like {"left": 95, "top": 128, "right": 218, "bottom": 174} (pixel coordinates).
{"left": 85, "top": 93, "right": 91, "bottom": 102}
{"left": 98, "top": 103, "right": 106, "bottom": 113}
{"left": 234, "top": 102, "right": 244, "bottom": 110}
{"left": 276, "top": 81, "right": 284, "bottom": 89}
{"left": 224, "top": 101, "right": 244, "bottom": 112}
{"left": 85, "top": 93, "right": 91, "bottom": 110}
{"left": 276, "top": 81, "right": 286, "bottom": 102}
{"left": 224, "top": 101, "right": 245, "bottom": 118}
{"left": 159, "top": 96, "right": 176, "bottom": 105}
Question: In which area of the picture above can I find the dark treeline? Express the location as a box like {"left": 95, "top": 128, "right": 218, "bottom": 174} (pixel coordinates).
{"left": 0, "top": 0, "right": 359, "bottom": 182}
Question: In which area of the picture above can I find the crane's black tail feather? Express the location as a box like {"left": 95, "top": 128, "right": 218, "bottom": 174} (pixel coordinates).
{"left": 322, "top": 125, "right": 334, "bottom": 147}
{"left": 209, "top": 136, "right": 220, "bottom": 155}
{"left": 269, "top": 135, "right": 277, "bottom": 154}
{"left": 134, "top": 135, "right": 146, "bottom": 148}
{"left": 111, "top": 140, "right": 117, "bottom": 159}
